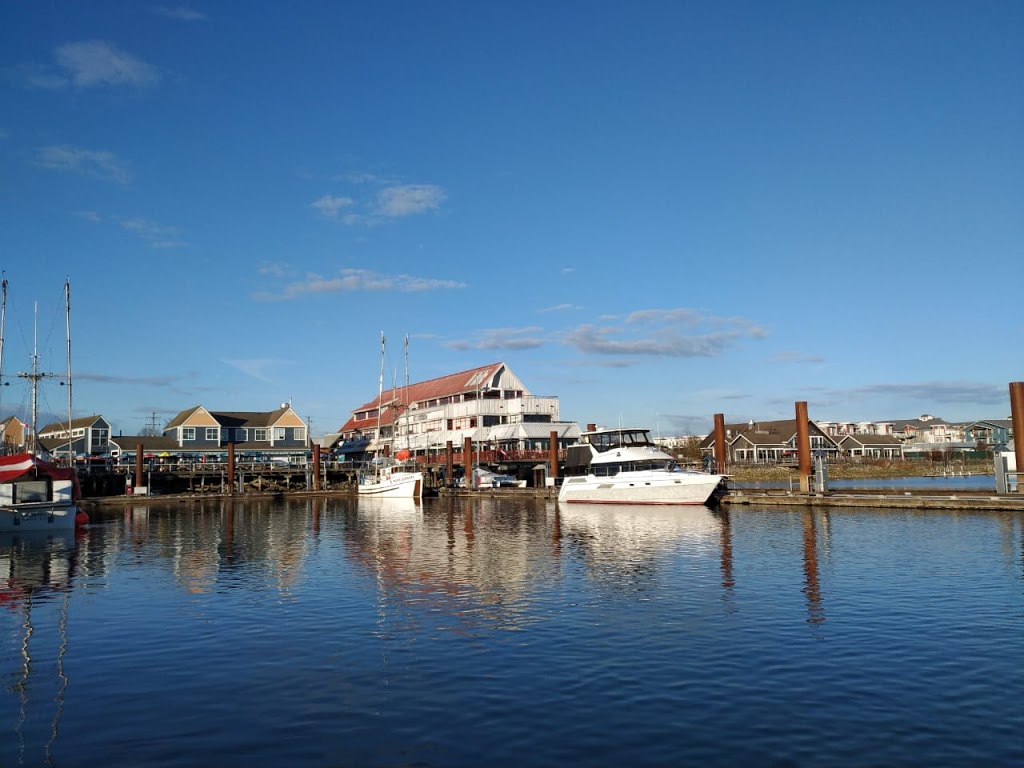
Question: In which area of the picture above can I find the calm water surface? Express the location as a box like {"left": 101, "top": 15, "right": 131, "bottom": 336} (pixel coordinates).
{"left": 2, "top": 496, "right": 1021, "bottom": 767}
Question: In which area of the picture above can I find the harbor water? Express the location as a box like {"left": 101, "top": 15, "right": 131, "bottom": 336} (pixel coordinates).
{"left": 2, "top": 496, "right": 1022, "bottom": 767}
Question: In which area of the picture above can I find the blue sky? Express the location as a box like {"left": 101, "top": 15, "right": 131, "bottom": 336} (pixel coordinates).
{"left": 1, "top": 1, "right": 1021, "bottom": 437}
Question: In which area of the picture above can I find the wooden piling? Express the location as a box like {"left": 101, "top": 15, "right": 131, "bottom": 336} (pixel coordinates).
{"left": 713, "top": 413, "right": 726, "bottom": 474}
{"left": 549, "top": 430, "right": 559, "bottom": 481}
{"left": 795, "top": 401, "right": 811, "bottom": 493}
{"left": 1011, "top": 382, "right": 1024, "bottom": 480}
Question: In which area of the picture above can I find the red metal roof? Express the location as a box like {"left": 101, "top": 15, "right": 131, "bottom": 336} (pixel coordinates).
{"left": 338, "top": 362, "right": 508, "bottom": 433}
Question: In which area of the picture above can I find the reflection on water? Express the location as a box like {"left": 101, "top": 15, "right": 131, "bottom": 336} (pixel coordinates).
{"left": 1, "top": 497, "right": 1022, "bottom": 767}
{"left": 1, "top": 531, "right": 79, "bottom": 768}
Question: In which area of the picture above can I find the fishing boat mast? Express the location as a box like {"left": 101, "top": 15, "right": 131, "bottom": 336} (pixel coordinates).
{"left": 14, "top": 279, "right": 74, "bottom": 457}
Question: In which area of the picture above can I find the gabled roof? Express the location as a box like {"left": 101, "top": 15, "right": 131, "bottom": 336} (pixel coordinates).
{"left": 38, "top": 414, "right": 109, "bottom": 435}
{"left": 699, "top": 419, "right": 835, "bottom": 448}
{"left": 837, "top": 434, "right": 903, "bottom": 447}
{"left": 165, "top": 406, "right": 217, "bottom": 429}
{"left": 339, "top": 362, "right": 514, "bottom": 432}
{"left": 165, "top": 405, "right": 305, "bottom": 430}
{"left": 965, "top": 419, "right": 1013, "bottom": 430}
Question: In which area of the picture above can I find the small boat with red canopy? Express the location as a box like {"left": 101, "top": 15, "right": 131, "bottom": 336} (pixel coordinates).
{"left": 0, "top": 452, "right": 83, "bottom": 531}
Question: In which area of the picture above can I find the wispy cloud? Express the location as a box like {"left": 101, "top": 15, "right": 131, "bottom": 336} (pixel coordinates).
{"left": 253, "top": 268, "right": 466, "bottom": 301}
{"left": 118, "top": 217, "right": 187, "bottom": 248}
{"left": 312, "top": 182, "right": 446, "bottom": 224}
{"left": 845, "top": 381, "right": 1008, "bottom": 407}
{"left": 222, "top": 358, "right": 287, "bottom": 384}
{"left": 447, "top": 327, "right": 546, "bottom": 352}
{"left": 563, "top": 308, "right": 767, "bottom": 362}
{"left": 539, "top": 303, "right": 581, "bottom": 313}
{"left": 30, "top": 40, "right": 160, "bottom": 89}
{"left": 375, "top": 184, "right": 446, "bottom": 217}
{"left": 35, "top": 145, "right": 131, "bottom": 184}
{"left": 75, "top": 372, "right": 179, "bottom": 386}
{"left": 311, "top": 194, "right": 354, "bottom": 219}
{"left": 771, "top": 350, "right": 825, "bottom": 364}
{"left": 153, "top": 5, "right": 208, "bottom": 21}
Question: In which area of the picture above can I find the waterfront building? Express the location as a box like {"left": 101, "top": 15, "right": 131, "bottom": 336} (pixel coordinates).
{"left": 963, "top": 419, "right": 1014, "bottom": 449}
{"left": 159, "top": 405, "right": 310, "bottom": 462}
{"left": 38, "top": 414, "right": 111, "bottom": 460}
{"left": 0, "top": 416, "right": 27, "bottom": 453}
{"left": 835, "top": 433, "right": 904, "bottom": 458}
{"left": 698, "top": 419, "right": 841, "bottom": 464}
{"left": 335, "top": 362, "right": 581, "bottom": 463}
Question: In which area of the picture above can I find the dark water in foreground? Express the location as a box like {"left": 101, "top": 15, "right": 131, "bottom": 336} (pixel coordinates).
{"left": 2, "top": 496, "right": 1022, "bottom": 768}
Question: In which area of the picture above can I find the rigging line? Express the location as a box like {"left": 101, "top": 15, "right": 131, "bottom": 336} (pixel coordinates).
{"left": 16, "top": 596, "right": 35, "bottom": 767}
{"left": 45, "top": 588, "right": 72, "bottom": 767}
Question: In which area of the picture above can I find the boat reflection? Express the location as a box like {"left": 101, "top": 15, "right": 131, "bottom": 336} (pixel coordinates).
{"left": 557, "top": 502, "right": 723, "bottom": 553}
{"left": 1, "top": 531, "right": 78, "bottom": 766}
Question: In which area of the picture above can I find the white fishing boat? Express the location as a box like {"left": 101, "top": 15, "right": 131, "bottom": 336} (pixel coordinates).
{"left": 0, "top": 278, "right": 86, "bottom": 532}
{"left": 558, "top": 426, "right": 725, "bottom": 505}
{"left": 0, "top": 453, "right": 81, "bottom": 530}
{"left": 358, "top": 333, "right": 423, "bottom": 499}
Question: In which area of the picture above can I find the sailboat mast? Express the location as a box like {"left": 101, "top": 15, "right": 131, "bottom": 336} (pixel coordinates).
{"left": 376, "top": 331, "right": 385, "bottom": 453}
{"left": 0, "top": 274, "right": 6, "bottom": 414}
{"left": 64, "top": 279, "right": 73, "bottom": 458}
{"left": 404, "top": 334, "right": 411, "bottom": 455}
{"left": 30, "top": 302, "right": 39, "bottom": 448}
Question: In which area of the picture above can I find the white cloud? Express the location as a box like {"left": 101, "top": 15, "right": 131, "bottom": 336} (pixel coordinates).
{"left": 118, "top": 217, "right": 187, "bottom": 248}
{"left": 153, "top": 5, "right": 208, "bottom": 21}
{"left": 563, "top": 308, "right": 767, "bottom": 362}
{"left": 311, "top": 194, "right": 355, "bottom": 219}
{"left": 35, "top": 145, "right": 131, "bottom": 184}
{"left": 375, "top": 184, "right": 446, "bottom": 217}
{"left": 253, "top": 268, "right": 466, "bottom": 301}
{"left": 447, "top": 327, "right": 546, "bottom": 351}
{"left": 55, "top": 40, "right": 159, "bottom": 88}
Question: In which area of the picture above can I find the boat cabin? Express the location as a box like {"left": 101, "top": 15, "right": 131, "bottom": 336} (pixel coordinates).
{"left": 581, "top": 429, "right": 655, "bottom": 452}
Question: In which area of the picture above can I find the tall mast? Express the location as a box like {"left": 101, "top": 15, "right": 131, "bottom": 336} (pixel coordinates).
{"left": 0, "top": 274, "right": 6, "bottom": 415}
{"left": 403, "top": 334, "right": 411, "bottom": 455}
{"left": 375, "top": 331, "right": 385, "bottom": 453}
{"left": 64, "top": 278, "right": 73, "bottom": 458}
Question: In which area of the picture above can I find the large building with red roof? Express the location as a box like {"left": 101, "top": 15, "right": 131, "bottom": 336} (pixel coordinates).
{"left": 336, "top": 362, "right": 580, "bottom": 461}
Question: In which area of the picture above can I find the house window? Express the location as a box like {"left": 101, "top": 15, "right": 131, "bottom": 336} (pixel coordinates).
{"left": 294, "top": 427, "right": 305, "bottom": 441}
{"left": 254, "top": 428, "right": 268, "bottom": 441}
{"left": 183, "top": 428, "right": 195, "bottom": 441}
{"left": 206, "top": 428, "right": 218, "bottom": 441}
{"left": 274, "top": 427, "right": 286, "bottom": 440}
{"left": 90, "top": 429, "right": 109, "bottom": 451}
{"left": 235, "top": 428, "right": 247, "bottom": 441}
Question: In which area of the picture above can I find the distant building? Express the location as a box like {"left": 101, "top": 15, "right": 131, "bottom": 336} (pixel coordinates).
{"left": 698, "top": 419, "right": 840, "bottom": 464}
{"left": 38, "top": 415, "right": 111, "bottom": 459}
{"left": 836, "top": 434, "right": 904, "bottom": 459}
{"left": 162, "top": 405, "right": 309, "bottom": 460}
{"left": 963, "top": 419, "right": 1013, "bottom": 449}
{"left": 0, "top": 415, "right": 27, "bottom": 453}
{"left": 336, "top": 362, "right": 580, "bottom": 461}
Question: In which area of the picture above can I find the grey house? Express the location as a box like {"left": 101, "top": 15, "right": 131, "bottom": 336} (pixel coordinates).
{"left": 837, "top": 434, "right": 904, "bottom": 458}
{"left": 162, "top": 405, "right": 310, "bottom": 459}
{"left": 38, "top": 415, "right": 112, "bottom": 459}
{"left": 699, "top": 419, "right": 840, "bottom": 464}
{"left": 964, "top": 419, "right": 1013, "bottom": 448}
